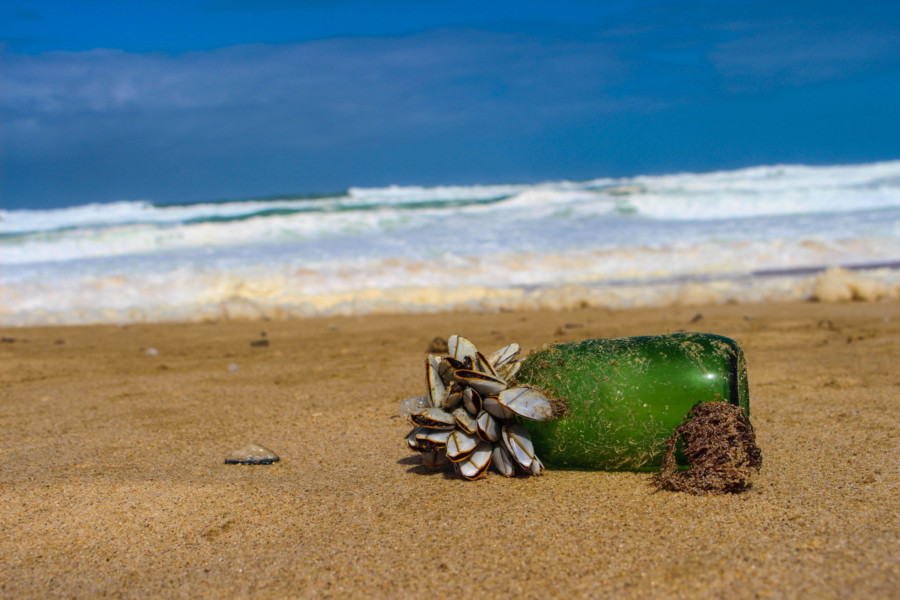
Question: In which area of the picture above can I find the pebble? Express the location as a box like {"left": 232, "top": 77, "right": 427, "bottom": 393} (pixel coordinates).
{"left": 250, "top": 339, "right": 270, "bottom": 347}
{"left": 224, "top": 443, "right": 280, "bottom": 465}
{"left": 228, "top": 363, "right": 239, "bottom": 372}
{"left": 426, "top": 337, "right": 449, "bottom": 353}
{"left": 145, "top": 347, "right": 159, "bottom": 356}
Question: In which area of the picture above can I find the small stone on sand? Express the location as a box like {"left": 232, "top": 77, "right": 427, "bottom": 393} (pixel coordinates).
{"left": 426, "top": 336, "right": 449, "bottom": 353}
{"left": 145, "top": 347, "right": 159, "bottom": 356}
{"left": 250, "top": 339, "right": 270, "bottom": 347}
{"left": 224, "top": 443, "right": 280, "bottom": 465}
{"left": 228, "top": 363, "right": 239, "bottom": 372}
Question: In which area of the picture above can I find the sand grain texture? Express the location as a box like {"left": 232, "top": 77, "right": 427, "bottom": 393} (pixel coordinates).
{"left": 2, "top": 302, "right": 899, "bottom": 598}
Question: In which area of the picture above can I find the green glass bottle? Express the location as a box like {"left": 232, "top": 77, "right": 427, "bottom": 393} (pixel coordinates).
{"left": 516, "top": 332, "right": 750, "bottom": 471}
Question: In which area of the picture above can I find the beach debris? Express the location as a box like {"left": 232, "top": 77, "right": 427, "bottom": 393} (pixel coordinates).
{"left": 145, "top": 347, "right": 159, "bottom": 356}
{"left": 224, "top": 443, "right": 280, "bottom": 465}
{"left": 555, "top": 322, "right": 585, "bottom": 335}
{"left": 426, "top": 336, "right": 449, "bottom": 354}
{"left": 652, "top": 402, "right": 762, "bottom": 494}
{"left": 401, "top": 335, "right": 555, "bottom": 480}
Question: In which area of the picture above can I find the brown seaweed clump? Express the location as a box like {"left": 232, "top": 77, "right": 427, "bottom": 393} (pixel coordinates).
{"left": 653, "top": 402, "right": 762, "bottom": 494}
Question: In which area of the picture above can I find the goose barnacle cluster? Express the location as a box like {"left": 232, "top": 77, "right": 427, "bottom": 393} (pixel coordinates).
{"left": 399, "top": 335, "right": 554, "bottom": 480}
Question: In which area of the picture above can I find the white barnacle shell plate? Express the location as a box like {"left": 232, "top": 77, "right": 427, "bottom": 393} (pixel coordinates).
{"left": 475, "top": 410, "right": 500, "bottom": 442}
{"left": 416, "top": 428, "right": 453, "bottom": 446}
{"left": 474, "top": 351, "right": 499, "bottom": 377}
{"left": 453, "top": 406, "right": 477, "bottom": 434}
{"left": 426, "top": 355, "right": 450, "bottom": 408}
{"left": 458, "top": 441, "right": 493, "bottom": 480}
{"left": 454, "top": 369, "right": 507, "bottom": 396}
{"left": 497, "top": 360, "right": 521, "bottom": 382}
{"left": 488, "top": 343, "right": 520, "bottom": 368}
{"left": 409, "top": 407, "right": 456, "bottom": 429}
{"left": 502, "top": 423, "right": 537, "bottom": 470}
{"left": 482, "top": 396, "right": 514, "bottom": 420}
{"left": 446, "top": 430, "right": 479, "bottom": 461}
{"left": 448, "top": 335, "right": 479, "bottom": 365}
{"left": 463, "top": 387, "right": 482, "bottom": 415}
{"left": 497, "top": 387, "right": 553, "bottom": 421}
{"left": 491, "top": 444, "right": 516, "bottom": 477}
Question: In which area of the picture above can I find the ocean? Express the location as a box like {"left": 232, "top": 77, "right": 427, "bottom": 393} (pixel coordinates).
{"left": 3, "top": 161, "right": 900, "bottom": 326}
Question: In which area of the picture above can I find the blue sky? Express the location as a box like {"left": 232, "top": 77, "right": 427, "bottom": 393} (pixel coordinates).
{"left": 2, "top": 0, "right": 899, "bottom": 209}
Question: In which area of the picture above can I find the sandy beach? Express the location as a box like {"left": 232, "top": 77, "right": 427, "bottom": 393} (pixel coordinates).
{"left": 2, "top": 299, "right": 898, "bottom": 598}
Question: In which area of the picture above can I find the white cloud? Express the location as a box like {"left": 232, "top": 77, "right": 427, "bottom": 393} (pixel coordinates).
{"left": 2, "top": 31, "right": 621, "bottom": 117}
{"left": 1, "top": 29, "right": 631, "bottom": 160}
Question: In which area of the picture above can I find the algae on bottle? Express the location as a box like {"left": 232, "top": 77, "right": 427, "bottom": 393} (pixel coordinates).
{"left": 516, "top": 332, "right": 750, "bottom": 471}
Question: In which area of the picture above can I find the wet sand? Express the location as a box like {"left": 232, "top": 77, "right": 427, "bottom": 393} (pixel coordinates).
{"left": 2, "top": 300, "right": 898, "bottom": 598}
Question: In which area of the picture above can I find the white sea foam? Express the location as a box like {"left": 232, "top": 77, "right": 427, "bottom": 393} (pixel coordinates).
{"left": 2, "top": 161, "right": 900, "bottom": 325}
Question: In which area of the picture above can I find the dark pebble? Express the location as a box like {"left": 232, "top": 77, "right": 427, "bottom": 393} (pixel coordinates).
{"left": 426, "top": 337, "right": 449, "bottom": 353}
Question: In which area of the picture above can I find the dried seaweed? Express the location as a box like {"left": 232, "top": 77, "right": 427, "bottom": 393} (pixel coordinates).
{"left": 653, "top": 402, "right": 762, "bottom": 494}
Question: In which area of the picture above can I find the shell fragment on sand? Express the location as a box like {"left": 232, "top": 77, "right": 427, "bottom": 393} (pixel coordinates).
{"left": 224, "top": 443, "right": 280, "bottom": 465}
